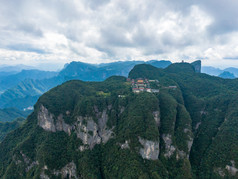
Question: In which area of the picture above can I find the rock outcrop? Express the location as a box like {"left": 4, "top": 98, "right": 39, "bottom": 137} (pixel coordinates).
{"left": 13, "top": 151, "right": 39, "bottom": 173}
{"left": 226, "top": 161, "right": 238, "bottom": 176}
{"left": 120, "top": 140, "right": 130, "bottom": 149}
{"left": 37, "top": 105, "right": 56, "bottom": 132}
{"left": 53, "top": 162, "right": 78, "bottom": 179}
{"left": 162, "top": 134, "right": 176, "bottom": 158}
{"left": 191, "top": 60, "right": 201, "bottom": 73}
{"left": 38, "top": 105, "right": 114, "bottom": 150}
{"left": 139, "top": 137, "right": 159, "bottom": 160}
{"left": 153, "top": 111, "right": 160, "bottom": 126}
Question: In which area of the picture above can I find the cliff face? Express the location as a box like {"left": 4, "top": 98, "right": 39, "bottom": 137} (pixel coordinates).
{"left": 191, "top": 60, "right": 201, "bottom": 73}
{"left": 37, "top": 105, "right": 114, "bottom": 150}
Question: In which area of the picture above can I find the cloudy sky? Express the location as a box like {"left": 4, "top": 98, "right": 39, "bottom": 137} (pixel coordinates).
{"left": 0, "top": 0, "right": 238, "bottom": 69}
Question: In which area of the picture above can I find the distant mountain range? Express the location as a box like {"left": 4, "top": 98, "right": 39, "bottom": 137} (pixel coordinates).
{"left": 218, "top": 71, "right": 236, "bottom": 79}
{"left": 0, "top": 60, "right": 172, "bottom": 110}
{"left": 0, "top": 69, "right": 58, "bottom": 92}
{"left": 1, "top": 60, "right": 238, "bottom": 110}
{"left": 0, "top": 64, "right": 37, "bottom": 73}
{"left": 202, "top": 66, "right": 238, "bottom": 78}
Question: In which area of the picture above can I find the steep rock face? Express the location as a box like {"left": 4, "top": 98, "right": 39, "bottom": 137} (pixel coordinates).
{"left": 13, "top": 151, "right": 39, "bottom": 173}
{"left": 38, "top": 105, "right": 72, "bottom": 134}
{"left": 37, "top": 105, "right": 56, "bottom": 132}
{"left": 191, "top": 60, "right": 201, "bottom": 73}
{"left": 37, "top": 104, "right": 114, "bottom": 150}
{"left": 120, "top": 140, "right": 130, "bottom": 149}
{"left": 226, "top": 161, "right": 238, "bottom": 176}
{"left": 76, "top": 116, "right": 101, "bottom": 149}
{"left": 153, "top": 111, "right": 160, "bottom": 126}
{"left": 162, "top": 134, "right": 176, "bottom": 158}
{"left": 40, "top": 162, "right": 78, "bottom": 179}
{"left": 53, "top": 162, "right": 78, "bottom": 179}
{"left": 139, "top": 137, "right": 159, "bottom": 160}
{"left": 214, "top": 161, "right": 238, "bottom": 177}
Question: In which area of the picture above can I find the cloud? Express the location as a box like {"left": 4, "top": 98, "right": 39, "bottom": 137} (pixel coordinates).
{"left": 0, "top": 0, "right": 238, "bottom": 68}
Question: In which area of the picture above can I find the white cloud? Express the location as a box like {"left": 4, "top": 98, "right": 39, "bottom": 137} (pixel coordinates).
{"left": 0, "top": 0, "right": 238, "bottom": 68}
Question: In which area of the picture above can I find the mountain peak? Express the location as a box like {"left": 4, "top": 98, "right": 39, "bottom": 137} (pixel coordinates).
{"left": 191, "top": 60, "right": 201, "bottom": 73}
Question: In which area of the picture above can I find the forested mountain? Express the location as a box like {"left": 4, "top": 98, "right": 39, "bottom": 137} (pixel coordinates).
{"left": 0, "top": 108, "right": 30, "bottom": 122}
{"left": 0, "top": 61, "right": 237, "bottom": 178}
{"left": 0, "top": 77, "right": 63, "bottom": 109}
{"left": 0, "top": 60, "right": 171, "bottom": 110}
{"left": 0, "top": 117, "right": 25, "bottom": 142}
{"left": 0, "top": 70, "right": 58, "bottom": 92}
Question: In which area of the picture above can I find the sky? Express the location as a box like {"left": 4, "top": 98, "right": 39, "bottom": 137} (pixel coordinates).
{"left": 0, "top": 0, "right": 238, "bottom": 70}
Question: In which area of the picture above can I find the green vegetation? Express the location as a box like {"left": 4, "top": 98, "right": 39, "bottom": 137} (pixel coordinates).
{"left": 0, "top": 117, "right": 25, "bottom": 141}
{"left": 0, "top": 108, "right": 30, "bottom": 122}
{"left": 0, "top": 60, "right": 171, "bottom": 110}
{"left": 0, "top": 62, "right": 238, "bottom": 178}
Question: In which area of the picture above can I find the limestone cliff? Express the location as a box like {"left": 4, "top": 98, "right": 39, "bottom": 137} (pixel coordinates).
{"left": 37, "top": 104, "right": 114, "bottom": 151}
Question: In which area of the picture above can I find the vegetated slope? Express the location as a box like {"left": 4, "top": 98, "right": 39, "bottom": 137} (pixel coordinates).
{"left": 0, "top": 60, "right": 171, "bottom": 110}
{"left": 129, "top": 62, "right": 238, "bottom": 178}
{"left": 0, "top": 117, "right": 25, "bottom": 141}
{"left": 1, "top": 61, "right": 236, "bottom": 178}
{"left": 0, "top": 77, "right": 61, "bottom": 109}
{"left": 0, "top": 108, "right": 30, "bottom": 122}
{"left": 0, "top": 75, "right": 192, "bottom": 179}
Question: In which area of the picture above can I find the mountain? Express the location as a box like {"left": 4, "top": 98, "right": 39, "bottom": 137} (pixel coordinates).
{"left": 0, "top": 64, "right": 36, "bottom": 72}
{"left": 1, "top": 61, "right": 238, "bottom": 178}
{"left": 191, "top": 60, "right": 201, "bottom": 73}
{"left": 223, "top": 67, "right": 238, "bottom": 77}
{"left": 0, "top": 77, "right": 64, "bottom": 109}
{"left": 218, "top": 71, "right": 236, "bottom": 79}
{"left": 0, "top": 117, "right": 25, "bottom": 142}
{"left": 202, "top": 66, "right": 238, "bottom": 78}
{"left": 201, "top": 66, "right": 223, "bottom": 76}
{"left": 0, "top": 69, "right": 58, "bottom": 92}
{"left": 146, "top": 60, "right": 172, "bottom": 69}
{"left": 0, "top": 108, "right": 30, "bottom": 122}
{"left": 0, "top": 71, "right": 18, "bottom": 79}
{"left": 0, "top": 60, "right": 171, "bottom": 110}
{"left": 59, "top": 60, "right": 172, "bottom": 81}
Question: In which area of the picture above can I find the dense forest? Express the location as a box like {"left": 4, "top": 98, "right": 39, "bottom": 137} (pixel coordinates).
{"left": 0, "top": 62, "right": 238, "bottom": 178}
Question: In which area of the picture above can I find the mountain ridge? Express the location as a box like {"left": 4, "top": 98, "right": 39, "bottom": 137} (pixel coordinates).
{"left": 0, "top": 62, "right": 237, "bottom": 178}
{"left": 0, "top": 60, "right": 172, "bottom": 109}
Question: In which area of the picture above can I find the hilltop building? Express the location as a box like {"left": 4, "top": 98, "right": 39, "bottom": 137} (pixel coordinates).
{"left": 130, "top": 78, "right": 159, "bottom": 93}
